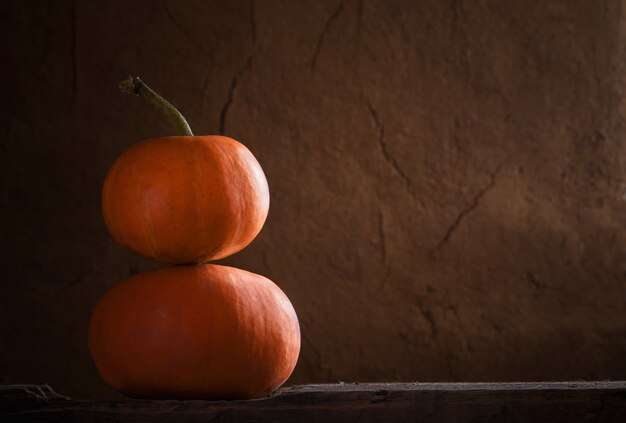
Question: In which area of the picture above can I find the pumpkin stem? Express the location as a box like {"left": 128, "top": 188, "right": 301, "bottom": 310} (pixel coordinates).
{"left": 119, "top": 76, "right": 194, "bottom": 136}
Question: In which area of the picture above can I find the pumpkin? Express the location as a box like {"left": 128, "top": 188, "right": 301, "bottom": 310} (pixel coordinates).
{"left": 102, "top": 135, "right": 269, "bottom": 263}
{"left": 88, "top": 264, "right": 300, "bottom": 400}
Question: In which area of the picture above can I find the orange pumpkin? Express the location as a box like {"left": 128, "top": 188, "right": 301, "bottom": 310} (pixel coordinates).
{"left": 102, "top": 135, "right": 269, "bottom": 263}
{"left": 88, "top": 264, "right": 300, "bottom": 400}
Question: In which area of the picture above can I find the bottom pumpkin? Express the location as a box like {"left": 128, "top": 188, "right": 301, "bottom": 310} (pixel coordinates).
{"left": 88, "top": 264, "right": 300, "bottom": 400}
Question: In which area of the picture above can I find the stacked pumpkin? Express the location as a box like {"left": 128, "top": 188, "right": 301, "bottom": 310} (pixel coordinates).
{"left": 88, "top": 77, "right": 300, "bottom": 400}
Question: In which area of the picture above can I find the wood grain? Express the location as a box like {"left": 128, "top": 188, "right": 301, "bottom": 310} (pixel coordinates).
{"left": 2, "top": 382, "right": 625, "bottom": 422}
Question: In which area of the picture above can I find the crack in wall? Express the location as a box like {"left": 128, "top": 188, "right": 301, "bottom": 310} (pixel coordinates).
{"left": 415, "top": 295, "right": 438, "bottom": 339}
{"left": 526, "top": 271, "right": 540, "bottom": 290}
{"left": 431, "top": 165, "right": 501, "bottom": 250}
{"left": 219, "top": 55, "right": 253, "bottom": 134}
{"left": 219, "top": 1, "right": 257, "bottom": 134}
{"left": 446, "top": 303, "right": 462, "bottom": 326}
{"left": 526, "top": 271, "right": 593, "bottom": 300}
{"left": 378, "top": 211, "right": 387, "bottom": 261}
{"left": 366, "top": 101, "right": 413, "bottom": 191}
{"left": 311, "top": 2, "right": 345, "bottom": 72}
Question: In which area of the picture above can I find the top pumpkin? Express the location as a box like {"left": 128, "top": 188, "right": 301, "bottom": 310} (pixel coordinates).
{"left": 102, "top": 77, "right": 269, "bottom": 264}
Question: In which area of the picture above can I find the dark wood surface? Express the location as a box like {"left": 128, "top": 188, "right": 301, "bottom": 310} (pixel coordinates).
{"left": 1, "top": 382, "right": 625, "bottom": 422}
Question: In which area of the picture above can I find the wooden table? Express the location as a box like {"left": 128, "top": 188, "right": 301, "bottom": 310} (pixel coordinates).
{"left": 2, "top": 382, "right": 625, "bottom": 422}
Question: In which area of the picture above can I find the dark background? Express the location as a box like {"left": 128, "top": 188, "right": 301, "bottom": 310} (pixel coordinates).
{"left": 1, "top": 0, "right": 625, "bottom": 399}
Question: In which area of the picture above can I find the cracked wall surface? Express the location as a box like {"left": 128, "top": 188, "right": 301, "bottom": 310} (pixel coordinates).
{"left": 1, "top": 0, "right": 625, "bottom": 398}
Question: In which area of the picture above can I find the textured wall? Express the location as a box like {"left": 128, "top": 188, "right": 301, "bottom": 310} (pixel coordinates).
{"left": 1, "top": 0, "right": 625, "bottom": 398}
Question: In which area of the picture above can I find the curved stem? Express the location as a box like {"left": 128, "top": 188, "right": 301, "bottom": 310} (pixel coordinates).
{"left": 119, "top": 76, "right": 194, "bottom": 136}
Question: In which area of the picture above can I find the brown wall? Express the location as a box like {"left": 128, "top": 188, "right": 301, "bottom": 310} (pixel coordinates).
{"left": 1, "top": 0, "right": 625, "bottom": 398}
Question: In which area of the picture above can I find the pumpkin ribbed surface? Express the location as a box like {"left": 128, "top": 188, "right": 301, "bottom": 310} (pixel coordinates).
{"left": 102, "top": 135, "right": 269, "bottom": 264}
{"left": 88, "top": 264, "right": 300, "bottom": 400}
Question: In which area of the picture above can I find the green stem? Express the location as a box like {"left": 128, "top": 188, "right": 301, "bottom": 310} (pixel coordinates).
{"left": 119, "top": 76, "right": 194, "bottom": 136}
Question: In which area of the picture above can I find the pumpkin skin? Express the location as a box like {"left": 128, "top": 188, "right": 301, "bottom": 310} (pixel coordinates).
{"left": 102, "top": 136, "right": 269, "bottom": 264}
{"left": 88, "top": 264, "right": 300, "bottom": 400}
